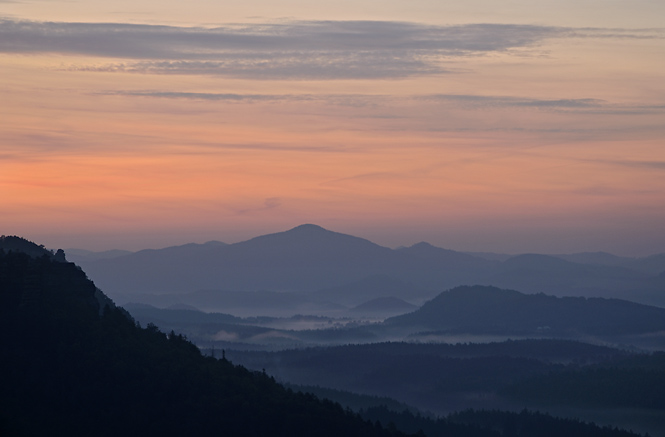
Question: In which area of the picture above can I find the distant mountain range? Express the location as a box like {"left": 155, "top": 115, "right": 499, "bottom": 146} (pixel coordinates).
{"left": 70, "top": 225, "right": 665, "bottom": 309}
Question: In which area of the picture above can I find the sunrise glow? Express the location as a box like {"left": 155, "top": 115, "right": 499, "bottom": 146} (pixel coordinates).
{"left": 1, "top": 1, "right": 664, "bottom": 254}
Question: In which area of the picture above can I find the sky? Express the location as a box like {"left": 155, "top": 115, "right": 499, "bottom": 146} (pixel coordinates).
{"left": 1, "top": 0, "right": 664, "bottom": 255}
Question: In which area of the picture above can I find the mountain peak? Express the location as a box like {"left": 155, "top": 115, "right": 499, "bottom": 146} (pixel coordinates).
{"left": 288, "top": 224, "right": 328, "bottom": 233}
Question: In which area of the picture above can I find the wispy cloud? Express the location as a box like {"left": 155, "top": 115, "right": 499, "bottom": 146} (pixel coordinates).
{"left": 587, "top": 159, "right": 665, "bottom": 171}
{"left": 6, "top": 18, "right": 658, "bottom": 79}
{"left": 421, "top": 94, "right": 606, "bottom": 109}
{"left": 97, "top": 90, "right": 665, "bottom": 120}
{"left": 418, "top": 94, "right": 665, "bottom": 116}
{"left": 74, "top": 56, "right": 443, "bottom": 79}
{"left": 564, "top": 28, "right": 665, "bottom": 40}
{"left": 97, "top": 90, "right": 296, "bottom": 102}
{"left": 95, "top": 90, "right": 385, "bottom": 106}
{"left": 234, "top": 197, "right": 283, "bottom": 215}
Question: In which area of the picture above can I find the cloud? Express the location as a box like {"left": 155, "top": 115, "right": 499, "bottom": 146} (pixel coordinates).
{"left": 571, "top": 186, "right": 658, "bottom": 197}
{"left": 3, "top": 18, "right": 661, "bottom": 79}
{"left": 0, "top": 19, "right": 560, "bottom": 57}
{"left": 75, "top": 56, "right": 443, "bottom": 79}
{"left": 103, "top": 89, "right": 607, "bottom": 109}
{"left": 590, "top": 159, "right": 665, "bottom": 171}
{"left": 421, "top": 94, "right": 606, "bottom": 109}
{"left": 233, "top": 197, "right": 283, "bottom": 215}
{"left": 97, "top": 90, "right": 294, "bottom": 102}
{"left": 263, "top": 197, "right": 282, "bottom": 209}
{"left": 95, "top": 90, "right": 387, "bottom": 107}
{"left": 0, "top": 18, "right": 584, "bottom": 79}
{"left": 564, "top": 28, "right": 665, "bottom": 40}
{"left": 418, "top": 94, "right": 665, "bottom": 116}
{"left": 97, "top": 90, "right": 665, "bottom": 121}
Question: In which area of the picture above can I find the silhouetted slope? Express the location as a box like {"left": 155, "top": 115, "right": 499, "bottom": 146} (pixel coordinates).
{"left": 0, "top": 241, "right": 403, "bottom": 437}
{"left": 385, "top": 285, "right": 665, "bottom": 335}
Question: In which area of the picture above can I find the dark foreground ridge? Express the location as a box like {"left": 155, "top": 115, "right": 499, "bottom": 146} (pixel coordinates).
{"left": 0, "top": 238, "right": 400, "bottom": 437}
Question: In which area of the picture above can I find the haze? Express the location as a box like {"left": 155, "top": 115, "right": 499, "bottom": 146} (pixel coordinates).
{"left": 1, "top": 0, "right": 664, "bottom": 255}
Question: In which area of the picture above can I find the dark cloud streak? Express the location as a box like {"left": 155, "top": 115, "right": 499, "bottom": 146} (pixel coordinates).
{"left": 0, "top": 19, "right": 561, "bottom": 57}
{"left": 6, "top": 18, "right": 658, "bottom": 79}
{"left": 589, "top": 159, "right": 665, "bottom": 171}
{"left": 421, "top": 94, "right": 607, "bottom": 109}
{"left": 102, "top": 90, "right": 664, "bottom": 117}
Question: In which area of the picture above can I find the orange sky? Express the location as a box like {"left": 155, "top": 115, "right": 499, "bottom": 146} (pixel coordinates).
{"left": 1, "top": 1, "right": 664, "bottom": 255}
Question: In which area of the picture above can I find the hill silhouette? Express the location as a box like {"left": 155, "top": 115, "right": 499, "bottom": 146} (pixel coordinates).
{"left": 385, "top": 285, "right": 665, "bottom": 336}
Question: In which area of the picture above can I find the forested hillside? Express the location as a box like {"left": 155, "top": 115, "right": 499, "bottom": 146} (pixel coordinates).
{"left": 0, "top": 241, "right": 400, "bottom": 437}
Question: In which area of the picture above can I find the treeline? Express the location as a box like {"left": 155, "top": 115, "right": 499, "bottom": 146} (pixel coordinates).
{"left": 502, "top": 353, "right": 665, "bottom": 409}
{"left": 226, "top": 340, "right": 630, "bottom": 400}
{"left": 361, "top": 407, "right": 644, "bottom": 437}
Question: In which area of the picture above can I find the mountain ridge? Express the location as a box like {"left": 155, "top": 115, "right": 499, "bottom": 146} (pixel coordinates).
{"left": 71, "top": 224, "right": 665, "bottom": 308}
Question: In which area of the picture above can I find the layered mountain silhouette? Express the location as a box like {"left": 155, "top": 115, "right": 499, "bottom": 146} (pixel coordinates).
{"left": 385, "top": 285, "right": 665, "bottom": 336}
{"left": 77, "top": 225, "right": 495, "bottom": 306}
{"left": 73, "top": 225, "right": 665, "bottom": 308}
{"left": 2, "top": 236, "right": 660, "bottom": 436}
